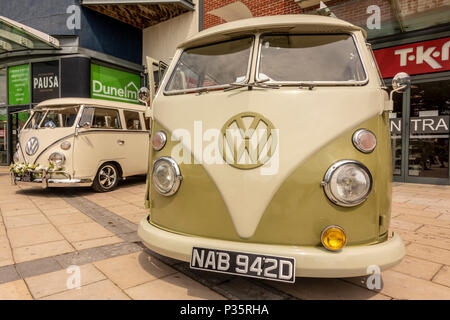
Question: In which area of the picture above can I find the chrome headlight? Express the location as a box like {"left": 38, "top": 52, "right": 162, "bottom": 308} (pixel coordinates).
{"left": 13, "top": 151, "right": 19, "bottom": 163}
{"left": 152, "top": 157, "right": 182, "bottom": 196}
{"left": 48, "top": 152, "right": 66, "bottom": 166}
{"left": 322, "top": 160, "right": 372, "bottom": 207}
{"left": 352, "top": 129, "right": 376, "bottom": 153}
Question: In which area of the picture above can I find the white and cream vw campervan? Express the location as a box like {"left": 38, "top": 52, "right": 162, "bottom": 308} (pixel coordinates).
{"left": 138, "top": 15, "right": 408, "bottom": 282}
{"left": 11, "top": 98, "right": 150, "bottom": 192}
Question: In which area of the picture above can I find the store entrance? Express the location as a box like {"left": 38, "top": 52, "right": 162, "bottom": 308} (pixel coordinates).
{"left": 391, "top": 77, "right": 450, "bottom": 185}
{"left": 8, "top": 107, "right": 30, "bottom": 165}
{"left": 0, "top": 108, "right": 7, "bottom": 165}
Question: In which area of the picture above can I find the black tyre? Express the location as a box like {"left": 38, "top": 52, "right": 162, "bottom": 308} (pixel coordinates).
{"left": 92, "top": 163, "right": 120, "bottom": 192}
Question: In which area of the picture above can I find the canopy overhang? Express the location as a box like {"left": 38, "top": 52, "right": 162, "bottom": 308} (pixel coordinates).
{"left": 0, "top": 16, "right": 59, "bottom": 54}
{"left": 81, "top": 0, "right": 195, "bottom": 29}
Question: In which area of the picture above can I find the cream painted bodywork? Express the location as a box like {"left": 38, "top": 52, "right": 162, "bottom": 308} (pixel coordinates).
{"left": 16, "top": 98, "right": 150, "bottom": 185}
{"left": 139, "top": 218, "right": 405, "bottom": 278}
{"left": 140, "top": 15, "right": 405, "bottom": 277}
{"left": 152, "top": 16, "right": 386, "bottom": 239}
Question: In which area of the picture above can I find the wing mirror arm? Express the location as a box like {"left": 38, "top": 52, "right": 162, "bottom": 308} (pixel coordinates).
{"left": 139, "top": 87, "right": 153, "bottom": 119}
{"left": 389, "top": 84, "right": 408, "bottom": 100}
{"left": 385, "top": 72, "right": 411, "bottom": 111}
{"left": 390, "top": 72, "right": 411, "bottom": 100}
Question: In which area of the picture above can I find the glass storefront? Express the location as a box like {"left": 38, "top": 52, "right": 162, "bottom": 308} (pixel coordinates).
{"left": 390, "top": 76, "right": 450, "bottom": 185}
{"left": 408, "top": 80, "right": 449, "bottom": 179}
{"left": 390, "top": 88, "right": 403, "bottom": 176}
{"left": 0, "top": 69, "right": 7, "bottom": 164}
{"left": 0, "top": 108, "right": 6, "bottom": 164}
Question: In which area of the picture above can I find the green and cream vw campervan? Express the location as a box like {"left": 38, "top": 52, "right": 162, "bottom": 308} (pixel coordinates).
{"left": 138, "top": 15, "right": 407, "bottom": 282}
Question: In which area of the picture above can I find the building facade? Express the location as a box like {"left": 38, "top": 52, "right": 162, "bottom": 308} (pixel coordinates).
{"left": 199, "top": 0, "right": 450, "bottom": 185}
{"left": 0, "top": 0, "right": 145, "bottom": 165}
{"left": 1, "top": 0, "right": 448, "bottom": 185}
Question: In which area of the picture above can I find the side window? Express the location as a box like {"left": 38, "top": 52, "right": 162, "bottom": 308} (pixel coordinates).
{"left": 79, "top": 107, "right": 94, "bottom": 127}
{"left": 124, "top": 111, "right": 142, "bottom": 130}
{"left": 92, "top": 108, "right": 121, "bottom": 129}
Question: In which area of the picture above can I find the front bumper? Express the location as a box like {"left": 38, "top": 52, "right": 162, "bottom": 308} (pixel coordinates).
{"left": 11, "top": 173, "right": 92, "bottom": 189}
{"left": 138, "top": 217, "right": 405, "bottom": 278}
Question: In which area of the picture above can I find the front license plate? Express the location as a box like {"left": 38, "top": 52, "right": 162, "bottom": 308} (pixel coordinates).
{"left": 190, "top": 247, "right": 295, "bottom": 283}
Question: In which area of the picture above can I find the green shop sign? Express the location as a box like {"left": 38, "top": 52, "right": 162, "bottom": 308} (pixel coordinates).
{"left": 91, "top": 64, "right": 141, "bottom": 104}
{"left": 8, "top": 64, "right": 30, "bottom": 105}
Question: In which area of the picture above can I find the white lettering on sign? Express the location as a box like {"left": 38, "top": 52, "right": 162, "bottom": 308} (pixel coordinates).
{"left": 394, "top": 40, "right": 450, "bottom": 69}
{"left": 92, "top": 80, "right": 138, "bottom": 102}
{"left": 33, "top": 75, "right": 59, "bottom": 89}
{"left": 390, "top": 116, "right": 449, "bottom": 134}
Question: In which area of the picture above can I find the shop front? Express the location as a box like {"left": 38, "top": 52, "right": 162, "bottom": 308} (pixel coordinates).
{"left": 374, "top": 37, "right": 450, "bottom": 185}
{"left": 0, "top": 57, "right": 142, "bottom": 166}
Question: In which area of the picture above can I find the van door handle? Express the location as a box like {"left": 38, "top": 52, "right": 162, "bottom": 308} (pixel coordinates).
{"left": 117, "top": 140, "right": 125, "bottom": 145}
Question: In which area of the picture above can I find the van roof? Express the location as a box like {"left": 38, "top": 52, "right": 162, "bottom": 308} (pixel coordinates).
{"left": 35, "top": 98, "right": 146, "bottom": 111}
{"left": 179, "top": 14, "right": 366, "bottom": 49}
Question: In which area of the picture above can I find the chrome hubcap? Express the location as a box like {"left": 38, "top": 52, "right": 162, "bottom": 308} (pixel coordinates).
{"left": 99, "top": 165, "right": 117, "bottom": 189}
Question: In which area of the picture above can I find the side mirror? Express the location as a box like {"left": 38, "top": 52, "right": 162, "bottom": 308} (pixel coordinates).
{"left": 389, "top": 72, "right": 411, "bottom": 106}
{"left": 82, "top": 122, "right": 91, "bottom": 129}
{"left": 138, "top": 87, "right": 151, "bottom": 107}
{"left": 392, "top": 72, "right": 411, "bottom": 92}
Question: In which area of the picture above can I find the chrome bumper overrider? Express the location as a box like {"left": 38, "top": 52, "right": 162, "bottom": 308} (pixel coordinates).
{"left": 11, "top": 173, "right": 92, "bottom": 189}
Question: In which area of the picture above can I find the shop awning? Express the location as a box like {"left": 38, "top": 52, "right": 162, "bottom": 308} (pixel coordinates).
{"left": 81, "top": 0, "right": 195, "bottom": 29}
{"left": 0, "top": 16, "right": 59, "bottom": 54}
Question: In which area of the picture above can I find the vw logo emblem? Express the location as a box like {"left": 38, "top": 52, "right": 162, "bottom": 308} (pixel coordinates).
{"left": 220, "top": 112, "right": 278, "bottom": 169}
{"left": 25, "top": 137, "right": 39, "bottom": 156}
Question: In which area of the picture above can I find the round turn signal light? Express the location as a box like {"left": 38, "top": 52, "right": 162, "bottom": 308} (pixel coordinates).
{"left": 321, "top": 225, "right": 347, "bottom": 251}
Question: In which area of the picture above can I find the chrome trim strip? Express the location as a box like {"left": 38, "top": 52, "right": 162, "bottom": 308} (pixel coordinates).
{"left": 17, "top": 141, "right": 27, "bottom": 163}
{"left": 77, "top": 129, "right": 150, "bottom": 134}
{"left": 321, "top": 159, "right": 373, "bottom": 207}
{"left": 255, "top": 33, "right": 369, "bottom": 86}
{"left": 33, "top": 129, "right": 149, "bottom": 164}
{"left": 33, "top": 133, "right": 75, "bottom": 165}
{"left": 13, "top": 176, "right": 92, "bottom": 188}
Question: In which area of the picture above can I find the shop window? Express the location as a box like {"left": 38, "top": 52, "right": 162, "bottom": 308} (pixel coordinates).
{"left": 408, "top": 80, "right": 449, "bottom": 179}
{"left": 124, "top": 111, "right": 141, "bottom": 130}
{"left": 0, "top": 107, "right": 6, "bottom": 165}
{"left": 0, "top": 68, "right": 6, "bottom": 106}
{"left": 389, "top": 89, "right": 403, "bottom": 176}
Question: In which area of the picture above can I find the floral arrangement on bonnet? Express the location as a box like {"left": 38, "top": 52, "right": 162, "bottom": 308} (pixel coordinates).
{"left": 10, "top": 162, "right": 66, "bottom": 180}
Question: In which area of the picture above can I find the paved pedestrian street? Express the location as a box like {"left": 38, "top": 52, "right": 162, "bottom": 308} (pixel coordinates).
{"left": 0, "top": 167, "right": 449, "bottom": 300}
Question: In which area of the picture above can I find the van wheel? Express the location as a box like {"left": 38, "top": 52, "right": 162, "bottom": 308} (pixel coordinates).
{"left": 92, "top": 163, "right": 119, "bottom": 192}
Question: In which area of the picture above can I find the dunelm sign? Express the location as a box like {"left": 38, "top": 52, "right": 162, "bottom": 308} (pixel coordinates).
{"left": 90, "top": 64, "right": 141, "bottom": 104}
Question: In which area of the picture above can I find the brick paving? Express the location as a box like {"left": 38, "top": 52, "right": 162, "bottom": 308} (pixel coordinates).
{"left": 0, "top": 167, "right": 449, "bottom": 300}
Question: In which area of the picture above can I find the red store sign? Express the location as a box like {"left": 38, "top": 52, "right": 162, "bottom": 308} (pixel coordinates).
{"left": 373, "top": 37, "right": 450, "bottom": 78}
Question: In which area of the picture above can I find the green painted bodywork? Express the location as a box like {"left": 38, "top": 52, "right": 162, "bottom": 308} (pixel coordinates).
{"left": 148, "top": 113, "right": 392, "bottom": 246}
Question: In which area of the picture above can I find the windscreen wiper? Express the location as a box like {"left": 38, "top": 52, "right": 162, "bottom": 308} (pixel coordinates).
{"left": 224, "top": 78, "right": 280, "bottom": 92}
